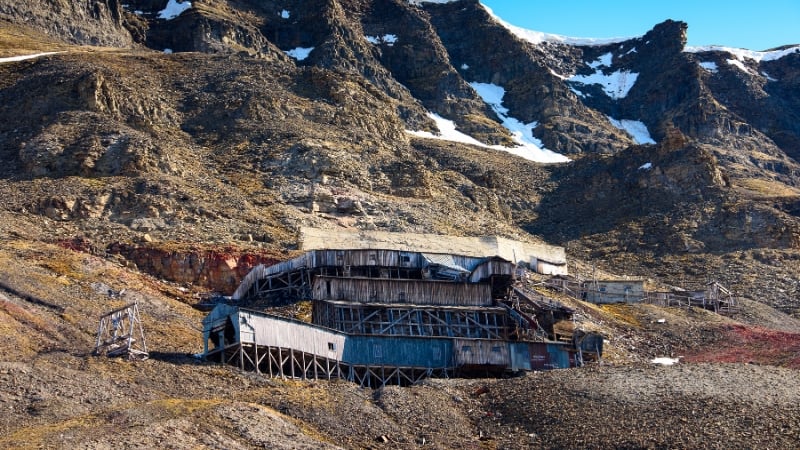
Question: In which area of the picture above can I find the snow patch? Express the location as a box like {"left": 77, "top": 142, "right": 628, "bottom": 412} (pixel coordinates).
{"left": 651, "top": 357, "right": 680, "bottom": 366}
{"left": 568, "top": 70, "right": 638, "bottom": 100}
{"left": 285, "top": 47, "right": 314, "bottom": 61}
{"left": 407, "top": 113, "right": 485, "bottom": 146}
{"left": 163, "top": 48, "right": 173, "bottom": 54}
{"left": 569, "top": 87, "right": 586, "bottom": 98}
{"left": 608, "top": 117, "right": 656, "bottom": 144}
{"left": 549, "top": 69, "right": 568, "bottom": 80}
{"left": 0, "top": 52, "right": 61, "bottom": 63}
{"left": 366, "top": 35, "right": 398, "bottom": 46}
{"left": 639, "top": 162, "right": 653, "bottom": 171}
{"left": 280, "top": 10, "right": 290, "bottom": 19}
{"left": 625, "top": 47, "right": 637, "bottom": 54}
{"left": 762, "top": 71, "right": 778, "bottom": 82}
{"left": 407, "top": 112, "right": 568, "bottom": 164}
{"left": 461, "top": 63, "right": 469, "bottom": 70}
{"left": 726, "top": 58, "right": 752, "bottom": 74}
{"left": 408, "top": 0, "right": 458, "bottom": 4}
{"left": 685, "top": 45, "right": 800, "bottom": 62}
{"left": 481, "top": 5, "right": 632, "bottom": 46}
{"left": 588, "top": 52, "right": 612, "bottom": 68}
{"left": 158, "top": 0, "right": 191, "bottom": 20}
{"left": 699, "top": 61, "right": 718, "bottom": 73}
{"left": 470, "top": 82, "right": 568, "bottom": 162}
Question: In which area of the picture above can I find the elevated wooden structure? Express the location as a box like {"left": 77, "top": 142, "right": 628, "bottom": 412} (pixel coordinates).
{"left": 93, "top": 302, "right": 149, "bottom": 360}
{"left": 232, "top": 249, "right": 515, "bottom": 302}
{"left": 645, "top": 281, "right": 739, "bottom": 313}
{"left": 203, "top": 306, "right": 576, "bottom": 387}
{"left": 205, "top": 245, "right": 598, "bottom": 386}
{"left": 545, "top": 274, "right": 738, "bottom": 314}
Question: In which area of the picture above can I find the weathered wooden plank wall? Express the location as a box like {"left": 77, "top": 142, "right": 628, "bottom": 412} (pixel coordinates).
{"left": 468, "top": 258, "right": 516, "bottom": 282}
{"left": 342, "top": 336, "right": 453, "bottom": 368}
{"left": 453, "top": 339, "right": 511, "bottom": 366}
{"left": 238, "top": 310, "right": 347, "bottom": 360}
{"left": 312, "top": 276, "right": 493, "bottom": 306}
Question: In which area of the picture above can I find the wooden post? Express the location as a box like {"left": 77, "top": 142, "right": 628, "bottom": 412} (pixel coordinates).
{"left": 268, "top": 347, "right": 274, "bottom": 378}
{"left": 278, "top": 348, "right": 284, "bottom": 378}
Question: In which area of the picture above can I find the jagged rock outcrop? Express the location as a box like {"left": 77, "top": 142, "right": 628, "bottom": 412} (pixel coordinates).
{"left": 424, "top": 0, "right": 631, "bottom": 153}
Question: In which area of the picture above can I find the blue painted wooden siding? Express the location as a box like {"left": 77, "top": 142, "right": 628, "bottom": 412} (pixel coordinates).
{"left": 509, "top": 342, "right": 532, "bottom": 371}
{"left": 546, "top": 343, "right": 573, "bottom": 369}
{"left": 342, "top": 336, "right": 453, "bottom": 368}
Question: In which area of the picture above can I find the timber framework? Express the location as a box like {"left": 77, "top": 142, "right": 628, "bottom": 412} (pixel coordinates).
{"left": 94, "top": 302, "right": 149, "bottom": 360}
{"left": 203, "top": 233, "right": 601, "bottom": 387}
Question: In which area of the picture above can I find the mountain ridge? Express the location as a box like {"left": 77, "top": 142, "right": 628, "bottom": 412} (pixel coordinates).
{"left": 1, "top": 0, "right": 799, "bottom": 314}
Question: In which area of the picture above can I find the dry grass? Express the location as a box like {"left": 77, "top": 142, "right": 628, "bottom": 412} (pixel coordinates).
{"left": 148, "top": 397, "right": 224, "bottom": 415}
{"left": 733, "top": 177, "right": 800, "bottom": 199}
{"left": 274, "top": 380, "right": 337, "bottom": 412}
{"left": 0, "top": 20, "right": 70, "bottom": 56}
{"left": 0, "top": 414, "right": 104, "bottom": 449}
{"left": 0, "top": 398, "right": 223, "bottom": 449}
{"left": 0, "top": 304, "right": 39, "bottom": 359}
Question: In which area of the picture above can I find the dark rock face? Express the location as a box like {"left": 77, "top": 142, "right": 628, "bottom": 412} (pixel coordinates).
{"left": 697, "top": 49, "right": 800, "bottom": 160}
{"left": 423, "top": 0, "right": 629, "bottom": 153}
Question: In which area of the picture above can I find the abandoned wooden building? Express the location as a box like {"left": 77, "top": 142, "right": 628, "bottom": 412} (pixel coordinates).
{"left": 646, "top": 281, "right": 739, "bottom": 313}
{"left": 203, "top": 238, "right": 597, "bottom": 386}
{"left": 544, "top": 275, "right": 645, "bottom": 304}
{"left": 585, "top": 279, "right": 646, "bottom": 304}
{"left": 544, "top": 273, "right": 739, "bottom": 314}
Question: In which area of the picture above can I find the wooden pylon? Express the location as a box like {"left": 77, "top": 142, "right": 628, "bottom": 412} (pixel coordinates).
{"left": 93, "top": 302, "right": 149, "bottom": 360}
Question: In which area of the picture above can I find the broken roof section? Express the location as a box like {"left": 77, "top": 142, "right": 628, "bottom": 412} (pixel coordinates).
{"left": 299, "top": 227, "right": 566, "bottom": 266}
{"left": 421, "top": 253, "right": 471, "bottom": 281}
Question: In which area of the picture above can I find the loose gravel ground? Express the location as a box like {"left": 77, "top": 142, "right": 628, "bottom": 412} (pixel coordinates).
{"left": 456, "top": 363, "right": 800, "bottom": 449}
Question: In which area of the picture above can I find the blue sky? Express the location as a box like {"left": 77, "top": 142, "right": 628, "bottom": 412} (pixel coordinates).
{"left": 480, "top": 0, "right": 800, "bottom": 50}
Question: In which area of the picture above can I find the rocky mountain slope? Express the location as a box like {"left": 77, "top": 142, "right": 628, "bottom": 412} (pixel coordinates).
{"left": 1, "top": 0, "right": 800, "bottom": 447}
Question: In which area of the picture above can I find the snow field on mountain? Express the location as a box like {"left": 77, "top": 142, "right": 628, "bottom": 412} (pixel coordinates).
{"left": 158, "top": 0, "right": 191, "bottom": 20}
{"left": 407, "top": 82, "right": 569, "bottom": 163}
{"left": 607, "top": 117, "right": 656, "bottom": 144}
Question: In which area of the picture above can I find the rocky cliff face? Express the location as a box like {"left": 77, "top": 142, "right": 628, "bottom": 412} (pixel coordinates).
{"left": 1, "top": 0, "right": 799, "bottom": 312}
{"left": 0, "top": 0, "right": 135, "bottom": 47}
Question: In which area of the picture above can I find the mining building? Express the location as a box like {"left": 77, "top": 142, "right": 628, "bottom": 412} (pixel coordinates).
{"left": 202, "top": 229, "right": 601, "bottom": 387}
